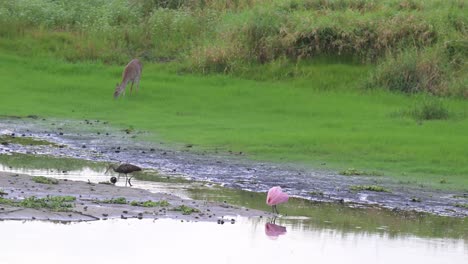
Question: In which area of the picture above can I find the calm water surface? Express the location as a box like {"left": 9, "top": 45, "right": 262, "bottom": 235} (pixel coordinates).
{"left": 0, "top": 218, "right": 466, "bottom": 264}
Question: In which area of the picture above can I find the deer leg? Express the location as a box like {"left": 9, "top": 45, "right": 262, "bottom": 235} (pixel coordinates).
{"left": 130, "top": 81, "right": 134, "bottom": 95}
{"left": 136, "top": 77, "right": 140, "bottom": 93}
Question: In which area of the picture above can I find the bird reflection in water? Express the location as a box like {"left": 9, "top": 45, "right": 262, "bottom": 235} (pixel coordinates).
{"left": 265, "top": 217, "right": 287, "bottom": 240}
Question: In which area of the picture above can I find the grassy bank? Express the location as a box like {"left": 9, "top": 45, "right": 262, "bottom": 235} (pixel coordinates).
{"left": 0, "top": 0, "right": 466, "bottom": 96}
{"left": 0, "top": 53, "right": 467, "bottom": 189}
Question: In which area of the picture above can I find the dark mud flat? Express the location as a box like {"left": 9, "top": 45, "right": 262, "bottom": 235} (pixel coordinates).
{"left": 0, "top": 171, "right": 267, "bottom": 222}
{"left": 0, "top": 117, "right": 467, "bottom": 217}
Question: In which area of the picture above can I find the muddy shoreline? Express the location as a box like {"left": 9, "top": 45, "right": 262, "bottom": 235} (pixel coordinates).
{"left": 0, "top": 117, "right": 467, "bottom": 218}
{"left": 0, "top": 171, "right": 269, "bottom": 222}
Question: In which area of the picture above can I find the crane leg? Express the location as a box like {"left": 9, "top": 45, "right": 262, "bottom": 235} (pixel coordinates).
{"left": 128, "top": 176, "right": 133, "bottom": 186}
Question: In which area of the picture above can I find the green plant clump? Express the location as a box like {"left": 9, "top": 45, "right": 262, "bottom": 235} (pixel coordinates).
{"left": 172, "top": 205, "right": 200, "bottom": 215}
{"left": 340, "top": 168, "right": 384, "bottom": 176}
{"left": 350, "top": 185, "right": 390, "bottom": 192}
{"left": 0, "top": 134, "right": 57, "bottom": 146}
{"left": 32, "top": 176, "right": 59, "bottom": 185}
{"left": 99, "top": 197, "right": 128, "bottom": 204}
{"left": 411, "top": 99, "right": 451, "bottom": 121}
{"left": 130, "top": 200, "right": 170, "bottom": 207}
{"left": 19, "top": 196, "right": 76, "bottom": 211}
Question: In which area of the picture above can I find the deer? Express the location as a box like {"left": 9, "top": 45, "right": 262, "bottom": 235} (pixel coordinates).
{"left": 114, "top": 59, "right": 143, "bottom": 99}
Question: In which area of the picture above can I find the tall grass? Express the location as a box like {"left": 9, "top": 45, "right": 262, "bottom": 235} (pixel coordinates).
{"left": 0, "top": 0, "right": 466, "bottom": 95}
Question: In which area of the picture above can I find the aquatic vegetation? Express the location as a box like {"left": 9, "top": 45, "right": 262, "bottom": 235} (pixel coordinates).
{"left": 32, "top": 176, "right": 59, "bottom": 185}
{"left": 130, "top": 200, "right": 170, "bottom": 207}
{"left": 172, "top": 205, "right": 200, "bottom": 215}
{"left": 0, "top": 197, "right": 15, "bottom": 206}
{"left": 98, "top": 197, "right": 128, "bottom": 204}
{"left": 350, "top": 185, "right": 390, "bottom": 193}
{"left": 0, "top": 134, "right": 58, "bottom": 146}
{"left": 454, "top": 203, "right": 468, "bottom": 209}
{"left": 19, "top": 196, "right": 75, "bottom": 211}
{"left": 0, "top": 196, "right": 76, "bottom": 211}
{"left": 0, "top": 153, "right": 104, "bottom": 172}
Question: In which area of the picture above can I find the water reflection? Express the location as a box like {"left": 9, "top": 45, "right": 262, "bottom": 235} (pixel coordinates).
{"left": 265, "top": 217, "right": 287, "bottom": 240}
{"left": 0, "top": 218, "right": 465, "bottom": 264}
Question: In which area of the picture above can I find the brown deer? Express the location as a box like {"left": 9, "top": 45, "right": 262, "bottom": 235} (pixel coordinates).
{"left": 114, "top": 59, "right": 143, "bottom": 98}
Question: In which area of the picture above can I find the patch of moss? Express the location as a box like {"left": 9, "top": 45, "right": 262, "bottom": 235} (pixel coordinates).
{"left": 5, "top": 196, "right": 77, "bottom": 211}
{"left": 0, "top": 197, "right": 15, "bottom": 205}
{"left": 454, "top": 203, "right": 468, "bottom": 208}
{"left": 350, "top": 185, "right": 390, "bottom": 193}
{"left": 130, "top": 200, "right": 170, "bottom": 207}
{"left": 20, "top": 196, "right": 72, "bottom": 211}
{"left": 172, "top": 205, "right": 200, "bottom": 215}
{"left": 99, "top": 197, "right": 127, "bottom": 204}
{"left": 340, "top": 168, "right": 384, "bottom": 176}
{"left": 0, "top": 135, "right": 58, "bottom": 146}
{"left": 32, "top": 176, "right": 59, "bottom": 185}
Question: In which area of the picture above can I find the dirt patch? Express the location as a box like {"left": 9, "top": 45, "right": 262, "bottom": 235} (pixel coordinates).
{"left": 0, "top": 171, "right": 269, "bottom": 222}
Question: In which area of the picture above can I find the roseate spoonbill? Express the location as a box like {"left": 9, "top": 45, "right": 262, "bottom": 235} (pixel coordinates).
{"left": 106, "top": 163, "right": 142, "bottom": 186}
{"left": 266, "top": 186, "right": 289, "bottom": 214}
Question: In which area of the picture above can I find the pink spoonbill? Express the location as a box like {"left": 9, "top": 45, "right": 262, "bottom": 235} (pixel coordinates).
{"left": 266, "top": 186, "right": 289, "bottom": 214}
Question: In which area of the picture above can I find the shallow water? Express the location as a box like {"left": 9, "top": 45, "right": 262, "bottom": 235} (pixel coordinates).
{"left": 0, "top": 218, "right": 466, "bottom": 264}
{"left": 1, "top": 158, "right": 467, "bottom": 240}
{"left": 0, "top": 154, "right": 467, "bottom": 263}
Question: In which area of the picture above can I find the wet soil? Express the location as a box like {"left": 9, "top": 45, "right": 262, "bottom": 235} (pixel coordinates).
{"left": 0, "top": 116, "right": 467, "bottom": 217}
{"left": 0, "top": 171, "right": 267, "bottom": 222}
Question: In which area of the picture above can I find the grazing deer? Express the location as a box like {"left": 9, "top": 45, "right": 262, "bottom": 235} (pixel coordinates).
{"left": 114, "top": 59, "right": 143, "bottom": 98}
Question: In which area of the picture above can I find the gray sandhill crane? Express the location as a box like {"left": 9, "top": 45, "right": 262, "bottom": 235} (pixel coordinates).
{"left": 105, "top": 163, "right": 142, "bottom": 186}
{"left": 114, "top": 59, "right": 142, "bottom": 98}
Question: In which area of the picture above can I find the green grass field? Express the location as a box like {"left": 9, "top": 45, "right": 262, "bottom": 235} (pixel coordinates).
{"left": 0, "top": 52, "right": 467, "bottom": 189}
